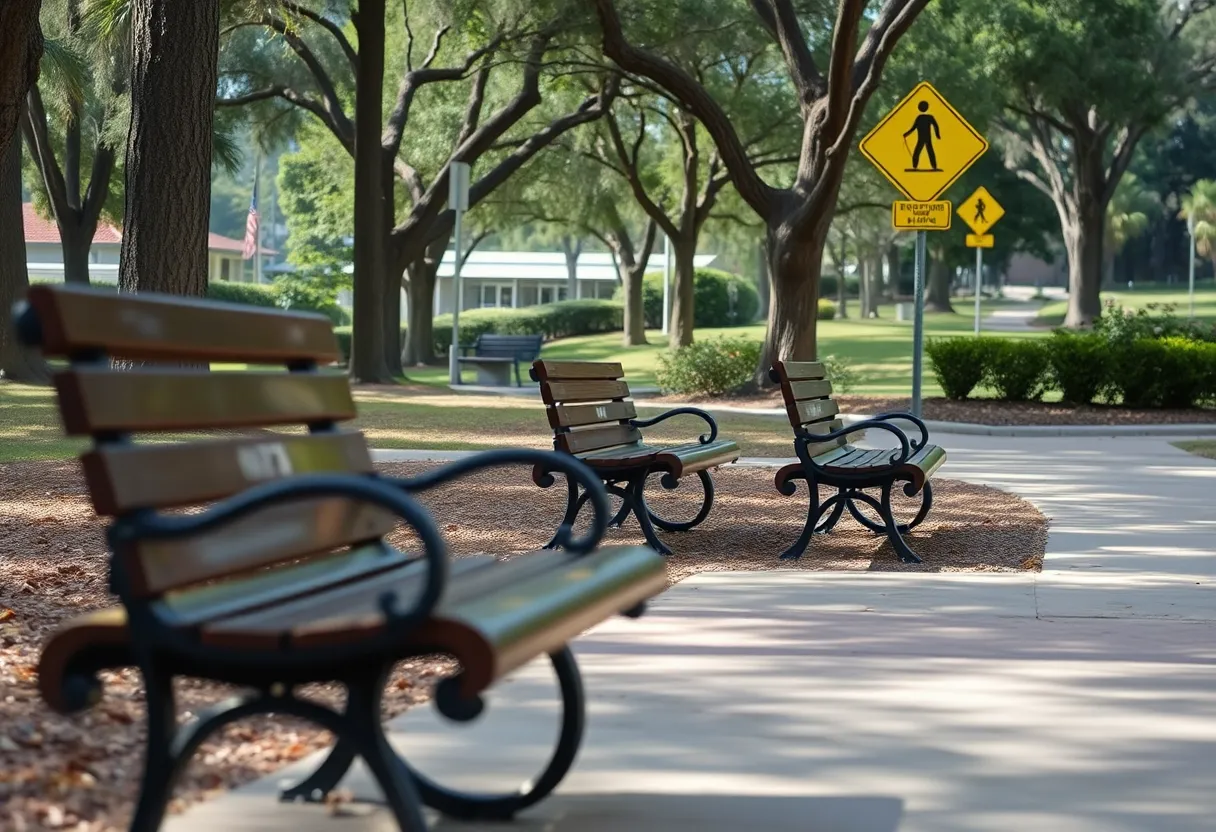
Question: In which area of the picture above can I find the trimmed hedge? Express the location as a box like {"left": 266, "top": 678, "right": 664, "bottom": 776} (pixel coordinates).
{"left": 927, "top": 332, "right": 1216, "bottom": 409}
{"left": 818, "top": 299, "right": 837, "bottom": 320}
{"left": 655, "top": 336, "right": 762, "bottom": 396}
{"left": 335, "top": 299, "right": 624, "bottom": 363}
{"left": 630, "top": 268, "right": 760, "bottom": 328}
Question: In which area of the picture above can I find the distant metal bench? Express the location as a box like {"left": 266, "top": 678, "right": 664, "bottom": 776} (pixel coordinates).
{"left": 770, "top": 360, "right": 946, "bottom": 564}
{"left": 457, "top": 334, "right": 544, "bottom": 386}
{"left": 531, "top": 360, "right": 741, "bottom": 556}
{"left": 16, "top": 284, "right": 666, "bottom": 831}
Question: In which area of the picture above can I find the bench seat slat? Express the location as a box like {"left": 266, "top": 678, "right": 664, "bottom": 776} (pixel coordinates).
{"left": 654, "top": 440, "right": 742, "bottom": 477}
{"left": 24, "top": 284, "right": 340, "bottom": 363}
{"left": 82, "top": 432, "right": 373, "bottom": 514}
{"left": 778, "top": 361, "right": 826, "bottom": 381}
{"left": 787, "top": 379, "right": 833, "bottom": 401}
{"left": 55, "top": 369, "right": 356, "bottom": 434}
{"left": 548, "top": 401, "right": 638, "bottom": 429}
{"left": 557, "top": 424, "right": 644, "bottom": 455}
{"left": 541, "top": 380, "right": 630, "bottom": 405}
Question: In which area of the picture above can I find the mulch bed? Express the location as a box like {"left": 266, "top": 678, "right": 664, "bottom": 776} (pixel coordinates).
{"left": 653, "top": 390, "right": 1216, "bottom": 426}
{"left": 0, "top": 460, "right": 1047, "bottom": 830}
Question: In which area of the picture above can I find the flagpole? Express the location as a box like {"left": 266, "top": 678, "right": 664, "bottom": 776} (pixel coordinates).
{"left": 254, "top": 155, "right": 263, "bottom": 285}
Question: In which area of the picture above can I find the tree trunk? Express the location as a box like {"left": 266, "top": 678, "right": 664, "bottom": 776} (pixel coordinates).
{"left": 756, "top": 239, "right": 770, "bottom": 318}
{"left": 62, "top": 230, "right": 92, "bottom": 284}
{"left": 349, "top": 0, "right": 389, "bottom": 382}
{"left": 403, "top": 258, "right": 437, "bottom": 366}
{"left": 926, "top": 245, "right": 954, "bottom": 313}
{"left": 669, "top": 236, "right": 696, "bottom": 348}
{"left": 0, "top": 138, "right": 48, "bottom": 383}
{"left": 865, "top": 253, "right": 883, "bottom": 317}
{"left": 1062, "top": 147, "right": 1108, "bottom": 328}
{"left": 0, "top": 1, "right": 41, "bottom": 161}
{"left": 835, "top": 255, "right": 847, "bottom": 319}
{"left": 380, "top": 158, "right": 402, "bottom": 376}
{"left": 560, "top": 237, "right": 581, "bottom": 300}
{"left": 621, "top": 261, "right": 647, "bottom": 346}
{"left": 118, "top": 0, "right": 218, "bottom": 297}
{"left": 885, "top": 243, "right": 900, "bottom": 299}
{"left": 756, "top": 218, "right": 831, "bottom": 383}
{"left": 1102, "top": 242, "right": 1116, "bottom": 288}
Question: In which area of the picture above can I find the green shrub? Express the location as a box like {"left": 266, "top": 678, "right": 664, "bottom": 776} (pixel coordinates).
{"left": 431, "top": 299, "right": 622, "bottom": 355}
{"left": 817, "top": 299, "right": 837, "bottom": 320}
{"left": 822, "top": 354, "right": 859, "bottom": 393}
{"left": 986, "top": 340, "right": 1050, "bottom": 401}
{"left": 1094, "top": 299, "right": 1216, "bottom": 344}
{"left": 655, "top": 336, "right": 762, "bottom": 396}
{"left": 924, "top": 337, "right": 996, "bottom": 400}
{"left": 1109, "top": 337, "right": 1216, "bottom": 409}
{"left": 205, "top": 281, "right": 279, "bottom": 307}
{"left": 634, "top": 268, "right": 761, "bottom": 328}
{"left": 1047, "top": 331, "right": 1110, "bottom": 405}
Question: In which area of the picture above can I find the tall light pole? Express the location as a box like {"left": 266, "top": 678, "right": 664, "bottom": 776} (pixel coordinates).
{"left": 1188, "top": 211, "right": 1197, "bottom": 320}
{"left": 661, "top": 233, "right": 671, "bottom": 336}
{"left": 448, "top": 161, "right": 470, "bottom": 384}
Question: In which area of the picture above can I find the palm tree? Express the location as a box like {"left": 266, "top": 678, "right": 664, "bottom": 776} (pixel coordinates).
{"left": 1180, "top": 179, "right": 1216, "bottom": 277}
{"left": 1105, "top": 174, "right": 1157, "bottom": 287}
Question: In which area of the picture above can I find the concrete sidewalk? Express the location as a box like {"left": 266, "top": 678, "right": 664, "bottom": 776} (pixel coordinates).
{"left": 165, "top": 434, "right": 1216, "bottom": 830}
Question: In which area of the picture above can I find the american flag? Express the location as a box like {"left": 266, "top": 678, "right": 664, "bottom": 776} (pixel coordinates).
{"left": 241, "top": 176, "right": 260, "bottom": 260}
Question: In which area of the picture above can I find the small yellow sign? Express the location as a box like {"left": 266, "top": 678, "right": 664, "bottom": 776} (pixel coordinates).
{"left": 893, "top": 200, "right": 952, "bottom": 230}
{"left": 860, "top": 82, "right": 988, "bottom": 203}
{"left": 966, "top": 234, "right": 995, "bottom": 248}
{"left": 958, "top": 187, "right": 1005, "bottom": 236}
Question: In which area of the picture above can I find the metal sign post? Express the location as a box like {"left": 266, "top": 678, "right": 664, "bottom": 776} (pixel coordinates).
{"left": 974, "top": 246, "right": 983, "bottom": 335}
{"left": 958, "top": 187, "right": 1004, "bottom": 336}
{"left": 448, "top": 161, "right": 471, "bottom": 385}
{"left": 911, "top": 231, "right": 927, "bottom": 418}
{"left": 1189, "top": 212, "right": 1197, "bottom": 320}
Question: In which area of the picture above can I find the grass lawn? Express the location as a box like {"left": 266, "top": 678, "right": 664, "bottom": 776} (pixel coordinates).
{"left": 409, "top": 297, "right": 1046, "bottom": 398}
{"left": 1173, "top": 440, "right": 1216, "bottom": 460}
{"left": 1034, "top": 283, "right": 1216, "bottom": 328}
{"left": 0, "top": 383, "right": 808, "bottom": 463}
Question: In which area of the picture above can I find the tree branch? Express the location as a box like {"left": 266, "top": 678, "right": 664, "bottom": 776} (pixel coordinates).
{"left": 592, "top": 0, "right": 774, "bottom": 218}
{"left": 21, "top": 86, "right": 69, "bottom": 218}
{"left": 281, "top": 1, "right": 358, "bottom": 71}
{"left": 750, "top": 0, "right": 823, "bottom": 108}
{"left": 605, "top": 103, "right": 679, "bottom": 239}
{"left": 261, "top": 15, "right": 355, "bottom": 146}
{"left": 217, "top": 85, "right": 352, "bottom": 152}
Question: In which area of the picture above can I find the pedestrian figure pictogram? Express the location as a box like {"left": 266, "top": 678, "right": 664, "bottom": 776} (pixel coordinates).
{"left": 958, "top": 187, "right": 1004, "bottom": 237}
{"left": 974, "top": 198, "right": 987, "bottom": 224}
{"left": 904, "top": 102, "right": 941, "bottom": 172}
{"left": 859, "top": 82, "right": 988, "bottom": 203}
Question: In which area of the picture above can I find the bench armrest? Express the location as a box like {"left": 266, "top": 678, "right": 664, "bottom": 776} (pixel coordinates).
{"left": 798, "top": 419, "right": 913, "bottom": 468}
{"left": 386, "top": 448, "right": 611, "bottom": 555}
{"left": 630, "top": 407, "right": 718, "bottom": 445}
{"left": 109, "top": 474, "right": 449, "bottom": 631}
{"left": 866, "top": 411, "right": 930, "bottom": 452}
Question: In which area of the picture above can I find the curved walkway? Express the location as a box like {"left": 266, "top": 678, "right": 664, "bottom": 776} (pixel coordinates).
{"left": 169, "top": 433, "right": 1216, "bottom": 832}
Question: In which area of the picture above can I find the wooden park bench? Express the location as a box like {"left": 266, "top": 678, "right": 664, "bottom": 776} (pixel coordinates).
{"left": 16, "top": 284, "right": 666, "bottom": 831}
{"left": 769, "top": 360, "right": 946, "bottom": 564}
{"left": 530, "top": 360, "right": 741, "bottom": 556}
{"left": 457, "top": 333, "right": 544, "bottom": 386}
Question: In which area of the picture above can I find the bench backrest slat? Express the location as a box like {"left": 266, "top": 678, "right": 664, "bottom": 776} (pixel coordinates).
{"left": 82, "top": 432, "right": 373, "bottom": 514}
{"left": 558, "top": 424, "right": 643, "bottom": 455}
{"left": 473, "top": 334, "right": 543, "bottom": 359}
{"left": 533, "top": 360, "right": 641, "bottom": 455}
{"left": 55, "top": 369, "right": 356, "bottom": 434}
{"left": 17, "top": 283, "right": 391, "bottom": 603}
{"left": 771, "top": 360, "right": 848, "bottom": 453}
{"left": 23, "top": 283, "right": 340, "bottom": 364}
{"left": 123, "top": 497, "right": 398, "bottom": 597}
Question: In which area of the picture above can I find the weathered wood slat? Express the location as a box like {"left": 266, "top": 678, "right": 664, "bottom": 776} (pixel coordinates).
{"left": 788, "top": 398, "right": 840, "bottom": 427}
{"left": 55, "top": 369, "right": 356, "bottom": 434}
{"left": 123, "top": 496, "right": 399, "bottom": 596}
{"left": 787, "top": 379, "right": 833, "bottom": 401}
{"left": 548, "top": 400, "right": 638, "bottom": 429}
{"left": 532, "top": 360, "right": 624, "bottom": 381}
{"left": 82, "top": 432, "right": 372, "bottom": 514}
{"left": 777, "top": 360, "right": 826, "bottom": 381}
{"left": 557, "top": 424, "right": 644, "bottom": 454}
{"left": 24, "top": 284, "right": 340, "bottom": 363}
{"left": 541, "top": 379, "right": 630, "bottom": 405}
{"left": 654, "top": 439, "right": 742, "bottom": 477}
{"left": 799, "top": 418, "right": 847, "bottom": 457}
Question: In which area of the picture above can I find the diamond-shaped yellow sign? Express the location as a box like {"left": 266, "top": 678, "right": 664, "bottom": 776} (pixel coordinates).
{"left": 859, "top": 82, "right": 988, "bottom": 203}
{"left": 958, "top": 186, "right": 1005, "bottom": 236}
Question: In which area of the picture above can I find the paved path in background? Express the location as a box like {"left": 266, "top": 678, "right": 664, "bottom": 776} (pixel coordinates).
{"left": 979, "top": 300, "right": 1046, "bottom": 331}
{"left": 167, "top": 433, "right": 1216, "bottom": 831}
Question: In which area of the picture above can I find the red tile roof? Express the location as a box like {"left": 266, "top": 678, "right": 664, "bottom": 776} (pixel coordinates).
{"left": 22, "top": 203, "right": 276, "bottom": 254}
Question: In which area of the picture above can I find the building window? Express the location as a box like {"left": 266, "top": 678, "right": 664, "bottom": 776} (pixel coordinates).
{"left": 478, "top": 283, "right": 514, "bottom": 308}
{"left": 540, "top": 287, "right": 555, "bottom": 305}
{"left": 221, "top": 259, "right": 231, "bottom": 281}
{"left": 596, "top": 282, "right": 615, "bottom": 299}
{"left": 558, "top": 287, "right": 568, "bottom": 302}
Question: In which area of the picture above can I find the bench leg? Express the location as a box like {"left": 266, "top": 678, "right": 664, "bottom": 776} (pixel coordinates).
{"left": 129, "top": 668, "right": 178, "bottom": 832}
{"left": 778, "top": 474, "right": 826, "bottom": 560}
{"left": 542, "top": 477, "right": 585, "bottom": 549}
{"left": 879, "top": 482, "right": 923, "bottom": 564}
{"left": 815, "top": 489, "right": 848, "bottom": 534}
{"left": 645, "top": 470, "right": 715, "bottom": 533}
{"left": 406, "top": 647, "right": 586, "bottom": 821}
{"left": 279, "top": 739, "right": 358, "bottom": 803}
{"left": 626, "top": 474, "right": 674, "bottom": 556}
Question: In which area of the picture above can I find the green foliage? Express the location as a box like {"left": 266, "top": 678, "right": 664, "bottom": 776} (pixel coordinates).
{"left": 1109, "top": 337, "right": 1216, "bottom": 409}
{"left": 821, "top": 354, "right": 859, "bottom": 394}
{"left": 634, "top": 269, "right": 760, "bottom": 328}
{"left": 655, "top": 337, "right": 762, "bottom": 397}
{"left": 204, "top": 281, "right": 278, "bottom": 308}
{"left": 1094, "top": 300, "right": 1216, "bottom": 343}
{"left": 924, "top": 337, "right": 997, "bottom": 400}
{"left": 817, "top": 299, "right": 837, "bottom": 320}
{"left": 986, "top": 340, "right": 1050, "bottom": 401}
{"left": 1046, "top": 331, "right": 1110, "bottom": 404}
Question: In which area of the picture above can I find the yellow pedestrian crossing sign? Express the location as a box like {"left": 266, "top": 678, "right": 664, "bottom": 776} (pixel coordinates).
{"left": 859, "top": 82, "right": 988, "bottom": 203}
{"left": 958, "top": 186, "right": 1004, "bottom": 236}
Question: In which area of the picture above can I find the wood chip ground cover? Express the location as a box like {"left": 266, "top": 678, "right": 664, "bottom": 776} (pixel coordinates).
{"left": 0, "top": 460, "right": 1047, "bottom": 830}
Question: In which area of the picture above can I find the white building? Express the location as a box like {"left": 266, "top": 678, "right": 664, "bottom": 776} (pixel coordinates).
{"left": 338, "top": 249, "right": 718, "bottom": 316}
{"left": 22, "top": 203, "right": 275, "bottom": 284}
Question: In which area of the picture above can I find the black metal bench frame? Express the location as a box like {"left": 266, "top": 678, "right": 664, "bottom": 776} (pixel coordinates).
{"left": 456, "top": 334, "right": 544, "bottom": 386}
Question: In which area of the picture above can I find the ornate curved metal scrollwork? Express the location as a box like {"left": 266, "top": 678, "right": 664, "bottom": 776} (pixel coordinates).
{"left": 645, "top": 470, "right": 715, "bottom": 532}
{"left": 630, "top": 406, "right": 719, "bottom": 445}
